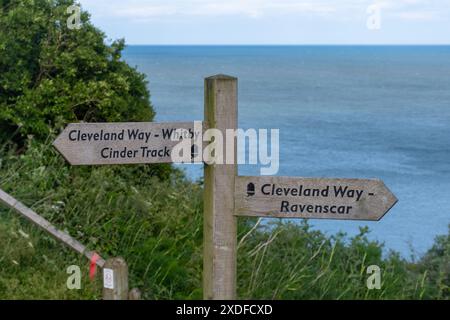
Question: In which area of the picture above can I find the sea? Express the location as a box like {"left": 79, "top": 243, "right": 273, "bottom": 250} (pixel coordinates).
{"left": 123, "top": 45, "right": 450, "bottom": 258}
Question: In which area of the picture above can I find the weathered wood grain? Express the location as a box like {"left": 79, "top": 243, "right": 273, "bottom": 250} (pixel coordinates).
{"left": 53, "top": 121, "right": 203, "bottom": 165}
{"left": 235, "top": 176, "right": 398, "bottom": 221}
{"left": 203, "top": 75, "right": 238, "bottom": 300}
{"left": 102, "top": 257, "right": 129, "bottom": 300}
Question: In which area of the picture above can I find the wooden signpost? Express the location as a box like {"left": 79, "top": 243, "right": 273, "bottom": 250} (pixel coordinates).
{"left": 53, "top": 122, "right": 202, "bottom": 165}
{"left": 235, "top": 176, "right": 397, "bottom": 221}
{"left": 203, "top": 75, "right": 238, "bottom": 300}
{"left": 52, "top": 74, "right": 398, "bottom": 301}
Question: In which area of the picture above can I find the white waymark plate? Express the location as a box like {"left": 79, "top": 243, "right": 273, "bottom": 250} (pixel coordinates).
{"left": 103, "top": 268, "right": 114, "bottom": 289}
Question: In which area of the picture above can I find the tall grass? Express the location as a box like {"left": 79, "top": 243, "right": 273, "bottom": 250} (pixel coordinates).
{"left": 0, "top": 139, "right": 448, "bottom": 299}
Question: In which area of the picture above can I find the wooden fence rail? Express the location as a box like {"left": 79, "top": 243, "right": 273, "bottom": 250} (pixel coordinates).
{"left": 0, "top": 188, "right": 139, "bottom": 300}
{"left": 0, "top": 188, "right": 105, "bottom": 267}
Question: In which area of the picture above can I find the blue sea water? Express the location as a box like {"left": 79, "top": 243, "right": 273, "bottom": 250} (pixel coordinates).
{"left": 123, "top": 45, "right": 450, "bottom": 258}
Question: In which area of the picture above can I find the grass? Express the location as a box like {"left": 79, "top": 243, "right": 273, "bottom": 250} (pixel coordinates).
{"left": 0, "top": 138, "right": 448, "bottom": 300}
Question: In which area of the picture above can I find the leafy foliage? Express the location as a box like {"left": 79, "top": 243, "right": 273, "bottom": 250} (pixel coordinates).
{"left": 0, "top": 0, "right": 154, "bottom": 144}
{"left": 0, "top": 140, "right": 204, "bottom": 299}
{"left": 0, "top": 141, "right": 448, "bottom": 300}
{"left": 416, "top": 230, "right": 449, "bottom": 299}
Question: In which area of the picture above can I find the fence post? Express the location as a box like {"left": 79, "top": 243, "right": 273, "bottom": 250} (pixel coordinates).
{"left": 102, "top": 257, "right": 129, "bottom": 300}
{"left": 203, "top": 75, "right": 238, "bottom": 300}
{"left": 128, "top": 288, "right": 142, "bottom": 300}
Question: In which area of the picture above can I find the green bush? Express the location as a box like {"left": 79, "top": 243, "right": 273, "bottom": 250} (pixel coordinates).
{"left": 0, "top": 141, "right": 448, "bottom": 300}
{"left": 0, "top": 0, "right": 154, "bottom": 144}
{"left": 0, "top": 140, "right": 204, "bottom": 299}
{"left": 416, "top": 230, "right": 449, "bottom": 299}
{"left": 236, "top": 221, "right": 447, "bottom": 299}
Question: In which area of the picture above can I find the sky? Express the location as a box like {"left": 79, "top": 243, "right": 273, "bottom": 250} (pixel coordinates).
{"left": 78, "top": 0, "right": 450, "bottom": 45}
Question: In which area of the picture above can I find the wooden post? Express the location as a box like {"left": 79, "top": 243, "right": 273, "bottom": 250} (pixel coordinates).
{"left": 129, "top": 288, "right": 142, "bottom": 300}
{"left": 103, "top": 257, "right": 129, "bottom": 300}
{"left": 203, "top": 75, "right": 238, "bottom": 300}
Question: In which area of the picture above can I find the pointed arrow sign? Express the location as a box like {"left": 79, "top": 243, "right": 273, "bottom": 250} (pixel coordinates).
{"left": 53, "top": 122, "right": 203, "bottom": 165}
{"left": 235, "top": 176, "right": 398, "bottom": 221}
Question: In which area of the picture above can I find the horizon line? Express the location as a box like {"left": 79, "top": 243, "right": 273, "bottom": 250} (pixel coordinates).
{"left": 124, "top": 43, "right": 450, "bottom": 46}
